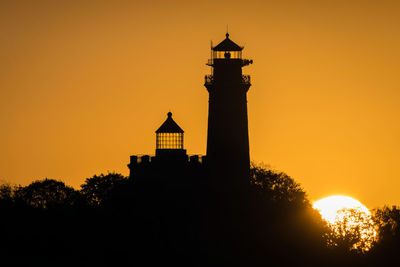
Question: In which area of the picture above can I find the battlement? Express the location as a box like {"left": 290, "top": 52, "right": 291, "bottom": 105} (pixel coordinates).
{"left": 128, "top": 154, "right": 206, "bottom": 168}
{"left": 128, "top": 154, "right": 207, "bottom": 180}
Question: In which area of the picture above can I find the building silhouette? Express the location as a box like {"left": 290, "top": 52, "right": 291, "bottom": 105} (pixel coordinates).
{"left": 128, "top": 33, "right": 252, "bottom": 200}
{"left": 205, "top": 33, "right": 253, "bottom": 195}
{"left": 128, "top": 112, "right": 206, "bottom": 182}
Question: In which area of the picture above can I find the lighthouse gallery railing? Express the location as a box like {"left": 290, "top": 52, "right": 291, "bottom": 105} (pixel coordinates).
{"left": 204, "top": 75, "right": 251, "bottom": 87}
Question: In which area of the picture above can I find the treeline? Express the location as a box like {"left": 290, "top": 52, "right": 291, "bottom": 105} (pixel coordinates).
{"left": 0, "top": 166, "right": 399, "bottom": 266}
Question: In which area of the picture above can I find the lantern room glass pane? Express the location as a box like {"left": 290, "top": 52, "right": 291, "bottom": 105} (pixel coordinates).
{"left": 156, "top": 132, "right": 183, "bottom": 149}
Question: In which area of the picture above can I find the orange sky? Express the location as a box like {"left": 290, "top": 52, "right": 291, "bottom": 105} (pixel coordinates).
{"left": 1, "top": 0, "right": 400, "bottom": 208}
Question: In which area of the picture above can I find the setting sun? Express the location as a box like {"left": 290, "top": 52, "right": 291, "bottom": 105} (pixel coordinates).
{"left": 313, "top": 195, "right": 377, "bottom": 250}
{"left": 313, "top": 195, "right": 371, "bottom": 223}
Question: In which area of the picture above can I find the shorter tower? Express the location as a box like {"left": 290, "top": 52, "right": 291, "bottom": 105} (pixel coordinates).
{"left": 128, "top": 112, "right": 206, "bottom": 181}
{"left": 128, "top": 112, "right": 207, "bottom": 256}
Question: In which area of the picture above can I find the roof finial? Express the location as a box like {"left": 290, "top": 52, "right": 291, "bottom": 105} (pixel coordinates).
{"left": 226, "top": 25, "right": 229, "bottom": 38}
{"left": 167, "top": 111, "right": 172, "bottom": 118}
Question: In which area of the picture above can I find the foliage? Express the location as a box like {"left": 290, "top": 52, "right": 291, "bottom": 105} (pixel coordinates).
{"left": 248, "top": 163, "right": 331, "bottom": 264}
{"left": 373, "top": 206, "right": 400, "bottom": 241}
{"left": 250, "top": 163, "right": 308, "bottom": 206}
{"left": 0, "top": 184, "right": 15, "bottom": 202}
{"left": 80, "top": 172, "right": 128, "bottom": 206}
{"left": 370, "top": 205, "right": 400, "bottom": 264}
{"left": 325, "top": 208, "right": 376, "bottom": 252}
{"left": 2, "top": 166, "right": 400, "bottom": 266}
{"left": 14, "top": 178, "right": 78, "bottom": 209}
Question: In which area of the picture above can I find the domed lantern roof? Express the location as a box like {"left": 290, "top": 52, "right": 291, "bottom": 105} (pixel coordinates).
{"left": 212, "top": 33, "right": 243, "bottom": 51}
{"left": 156, "top": 112, "right": 184, "bottom": 134}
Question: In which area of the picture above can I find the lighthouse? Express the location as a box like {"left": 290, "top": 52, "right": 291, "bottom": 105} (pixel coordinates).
{"left": 204, "top": 33, "right": 253, "bottom": 194}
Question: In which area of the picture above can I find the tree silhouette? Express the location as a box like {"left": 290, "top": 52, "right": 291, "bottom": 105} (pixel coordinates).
{"left": 250, "top": 163, "right": 307, "bottom": 205}
{"left": 373, "top": 206, "right": 400, "bottom": 242}
{"left": 3, "top": 167, "right": 400, "bottom": 266}
{"left": 246, "top": 163, "right": 330, "bottom": 265}
{"left": 14, "top": 178, "right": 78, "bottom": 209}
{"left": 369, "top": 206, "right": 400, "bottom": 264}
{"left": 80, "top": 172, "right": 128, "bottom": 206}
{"left": 325, "top": 208, "right": 376, "bottom": 253}
{"left": 0, "top": 184, "right": 14, "bottom": 203}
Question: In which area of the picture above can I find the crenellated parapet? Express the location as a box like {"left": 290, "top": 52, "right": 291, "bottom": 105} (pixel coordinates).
{"left": 128, "top": 154, "right": 206, "bottom": 167}
{"left": 128, "top": 154, "right": 207, "bottom": 180}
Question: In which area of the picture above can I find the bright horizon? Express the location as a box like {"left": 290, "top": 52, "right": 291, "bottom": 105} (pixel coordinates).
{"left": 1, "top": 0, "right": 400, "bottom": 209}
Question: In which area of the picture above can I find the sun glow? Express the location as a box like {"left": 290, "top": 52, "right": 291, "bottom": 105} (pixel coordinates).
{"left": 313, "top": 195, "right": 377, "bottom": 251}
{"left": 313, "top": 195, "right": 371, "bottom": 223}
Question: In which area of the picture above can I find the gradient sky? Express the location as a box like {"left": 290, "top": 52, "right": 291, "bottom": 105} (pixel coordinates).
{"left": 1, "top": 0, "right": 400, "bottom": 209}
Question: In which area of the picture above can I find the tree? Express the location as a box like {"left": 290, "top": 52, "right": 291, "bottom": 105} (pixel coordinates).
{"left": 0, "top": 184, "right": 18, "bottom": 212}
{"left": 248, "top": 163, "right": 330, "bottom": 265}
{"left": 373, "top": 206, "right": 400, "bottom": 242}
{"left": 250, "top": 163, "right": 308, "bottom": 205}
{"left": 15, "top": 179, "right": 78, "bottom": 209}
{"left": 0, "top": 184, "right": 14, "bottom": 202}
{"left": 371, "top": 205, "right": 400, "bottom": 263}
{"left": 325, "top": 208, "right": 376, "bottom": 253}
{"left": 80, "top": 172, "right": 128, "bottom": 206}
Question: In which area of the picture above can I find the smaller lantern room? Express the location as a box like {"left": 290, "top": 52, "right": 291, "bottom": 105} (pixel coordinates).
{"left": 155, "top": 112, "right": 186, "bottom": 158}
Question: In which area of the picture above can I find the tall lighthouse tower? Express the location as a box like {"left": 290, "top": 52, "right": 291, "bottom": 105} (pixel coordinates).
{"left": 205, "top": 33, "right": 253, "bottom": 194}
